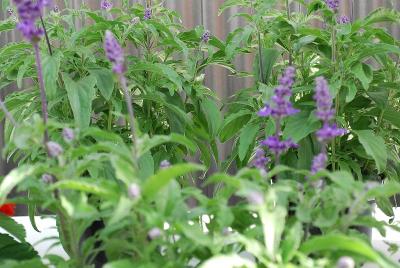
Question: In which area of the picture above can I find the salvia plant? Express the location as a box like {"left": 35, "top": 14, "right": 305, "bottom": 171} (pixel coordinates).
{"left": 0, "top": 0, "right": 399, "bottom": 267}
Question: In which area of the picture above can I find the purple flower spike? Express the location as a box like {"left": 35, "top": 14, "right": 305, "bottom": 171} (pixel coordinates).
{"left": 311, "top": 153, "right": 328, "bottom": 174}
{"left": 316, "top": 123, "right": 347, "bottom": 142}
{"left": 258, "top": 66, "right": 299, "bottom": 119}
{"left": 143, "top": 8, "right": 152, "bottom": 20}
{"left": 46, "top": 141, "right": 63, "bottom": 158}
{"left": 337, "top": 15, "right": 350, "bottom": 24}
{"left": 261, "top": 136, "right": 298, "bottom": 156}
{"left": 13, "top": 0, "right": 49, "bottom": 42}
{"left": 253, "top": 149, "right": 269, "bottom": 172}
{"left": 101, "top": 0, "right": 113, "bottom": 10}
{"left": 325, "top": 0, "right": 340, "bottom": 11}
{"left": 314, "top": 76, "right": 335, "bottom": 122}
{"left": 201, "top": 30, "right": 211, "bottom": 43}
{"left": 104, "top": 30, "right": 126, "bottom": 74}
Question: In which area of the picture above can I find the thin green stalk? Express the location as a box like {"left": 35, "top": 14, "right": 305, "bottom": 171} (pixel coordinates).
{"left": 286, "top": 0, "right": 293, "bottom": 65}
{"left": 107, "top": 101, "right": 113, "bottom": 131}
{"left": 40, "top": 16, "right": 53, "bottom": 56}
{"left": 257, "top": 31, "right": 265, "bottom": 83}
{"left": 0, "top": 98, "right": 17, "bottom": 127}
{"left": 118, "top": 75, "right": 138, "bottom": 167}
{"left": 331, "top": 25, "right": 338, "bottom": 171}
{"left": 33, "top": 43, "right": 50, "bottom": 145}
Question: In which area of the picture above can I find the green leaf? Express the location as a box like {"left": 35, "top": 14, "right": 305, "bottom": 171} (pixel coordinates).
{"left": 142, "top": 163, "right": 205, "bottom": 200}
{"left": 354, "top": 130, "right": 387, "bottom": 173}
{"left": 42, "top": 52, "right": 61, "bottom": 100}
{"left": 0, "top": 214, "right": 26, "bottom": 242}
{"left": 201, "top": 98, "right": 222, "bottom": 139}
{"left": 376, "top": 197, "right": 394, "bottom": 218}
{"left": 137, "top": 133, "right": 197, "bottom": 158}
{"left": 0, "top": 234, "right": 38, "bottom": 261}
{"left": 0, "top": 165, "right": 37, "bottom": 204}
{"left": 281, "top": 221, "right": 303, "bottom": 263}
{"left": 283, "top": 111, "right": 320, "bottom": 142}
{"left": 300, "top": 234, "right": 397, "bottom": 268}
{"left": 254, "top": 48, "right": 280, "bottom": 84}
{"left": 62, "top": 74, "right": 97, "bottom": 130}
{"left": 219, "top": 110, "right": 252, "bottom": 142}
{"left": 104, "top": 259, "right": 135, "bottom": 268}
{"left": 351, "top": 63, "right": 373, "bottom": 90}
{"left": 89, "top": 68, "right": 114, "bottom": 101}
{"left": 52, "top": 180, "right": 118, "bottom": 199}
{"left": 238, "top": 123, "right": 259, "bottom": 161}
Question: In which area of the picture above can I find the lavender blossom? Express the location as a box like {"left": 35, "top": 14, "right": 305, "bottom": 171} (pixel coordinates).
{"left": 100, "top": 0, "right": 113, "bottom": 10}
{"left": 104, "top": 30, "right": 126, "bottom": 74}
{"left": 46, "top": 141, "right": 63, "bottom": 157}
{"left": 13, "top": 0, "right": 49, "bottom": 42}
{"left": 160, "top": 160, "right": 171, "bottom": 169}
{"left": 41, "top": 173, "right": 54, "bottom": 184}
{"left": 246, "top": 191, "right": 264, "bottom": 206}
{"left": 143, "top": 8, "right": 152, "bottom": 20}
{"left": 258, "top": 67, "right": 299, "bottom": 158}
{"left": 311, "top": 77, "right": 347, "bottom": 174}
{"left": 147, "top": 228, "right": 162, "bottom": 240}
{"left": 253, "top": 149, "right": 269, "bottom": 171}
{"left": 62, "top": 128, "right": 75, "bottom": 143}
{"left": 314, "top": 77, "right": 346, "bottom": 143}
{"left": 337, "top": 15, "right": 350, "bottom": 24}
{"left": 336, "top": 257, "right": 355, "bottom": 268}
{"left": 128, "top": 183, "right": 141, "bottom": 199}
{"left": 325, "top": 0, "right": 339, "bottom": 11}
{"left": 311, "top": 153, "right": 328, "bottom": 174}
{"left": 201, "top": 30, "right": 211, "bottom": 43}
{"left": 131, "top": 17, "right": 140, "bottom": 25}
{"left": 261, "top": 136, "right": 298, "bottom": 157}
{"left": 258, "top": 66, "right": 299, "bottom": 119}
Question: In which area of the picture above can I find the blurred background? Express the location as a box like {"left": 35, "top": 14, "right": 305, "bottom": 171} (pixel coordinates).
{"left": 0, "top": 0, "right": 399, "bottom": 177}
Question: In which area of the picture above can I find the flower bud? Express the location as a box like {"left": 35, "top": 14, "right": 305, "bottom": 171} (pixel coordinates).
{"left": 336, "top": 257, "right": 355, "bottom": 268}
{"left": 246, "top": 191, "right": 264, "bottom": 206}
{"left": 131, "top": 17, "right": 140, "bottom": 25}
{"left": 41, "top": 173, "right": 54, "bottom": 184}
{"left": 160, "top": 160, "right": 171, "bottom": 169}
{"left": 128, "top": 183, "right": 141, "bottom": 200}
{"left": 147, "top": 227, "right": 162, "bottom": 240}
{"left": 47, "top": 141, "right": 63, "bottom": 158}
{"left": 62, "top": 128, "right": 75, "bottom": 143}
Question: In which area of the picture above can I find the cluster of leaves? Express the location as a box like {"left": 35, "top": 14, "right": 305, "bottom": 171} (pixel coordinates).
{"left": 0, "top": 0, "right": 400, "bottom": 268}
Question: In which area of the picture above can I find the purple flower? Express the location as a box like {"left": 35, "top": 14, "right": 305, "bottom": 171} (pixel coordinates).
{"left": 261, "top": 136, "right": 298, "bottom": 156}
{"left": 41, "top": 173, "right": 54, "bottom": 184}
{"left": 147, "top": 228, "right": 162, "bottom": 240}
{"left": 100, "top": 0, "right": 113, "bottom": 10}
{"left": 46, "top": 141, "right": 63, "bottom": 157}
{"left": 311, "top": 153, "right": 328, "bottom": 174}
{"left": 316, "top": 123, "right": 347, "bottom": 142}
{"left": 337, "top": 15, "right": 350, "bottom": 24}
{"left": 336, "top": 256, "right": 355, "bottom": 268}
{"left": 325, "top": 0, "right": 339, "bottom": 11}
{"left": 143, "top": 8, "right": 152, "bottom": 20}
{"left": 128, "top": 183, "right": 141, "bottom": 199}
{"left": 314, "top": 76, "right": 335, "bottom": 122}
{"left": 13, "top": 0, "right": 49, "bottom": 42}
{"left": 258, "top": 67, "right": 299, "bottom": 119}
{"left": 201, "top": 30, "right": 211, "bottom": 43}
{"left": 253, "top": 148, "right": 269, "bottom": 171}
{"left": 62, "top": 128, "right": 75, "bottom": 143}
{"left": 160, "top": 160, "right": 171, "bottom": 169}
{"left": 246, "top": 191, "right": 264, "bottom": 206}
{"left": 104, "top": 30, "right": 125, "bottom": 74}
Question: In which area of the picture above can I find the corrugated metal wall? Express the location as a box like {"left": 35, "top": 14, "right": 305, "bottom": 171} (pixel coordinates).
{"left": 0, "top": 0, "right": 399, "bottom": 174}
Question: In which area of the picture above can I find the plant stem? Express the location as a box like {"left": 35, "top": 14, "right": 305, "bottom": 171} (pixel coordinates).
{"left": 257, "top": 31, "right": 265, "bottom": 84}
{"left": 33, "top": 43, "right": 50, "bottom": 145}
{"left": 331, "top": 25, "right": 337, "bottom": 171}
{"left": 118, "top": 75, "right": 138, "bottom": 166}
{"left": 107, "top": 101, "right": 113, "bottom": 131}
{"left": 286, "top": 0, "right": 293, "bottom": 65}
{"left": 0, "top": 98, "right": 17, "bottom": 127}
{"left": 40, "top": 16, "right": 53, "bottom": 56}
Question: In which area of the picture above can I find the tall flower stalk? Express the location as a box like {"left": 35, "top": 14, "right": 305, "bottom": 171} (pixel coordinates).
{"left": 258, "top": 67, "right": 299, "bottom": 168}
{"left": 104, "top": 30, "right": 138, "bottom": 165}
{"left": 13, "top": 0, "right": 50, "bottom": 144}
{"left": 311, "top": 77, "right": 346, "bottom": 174}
